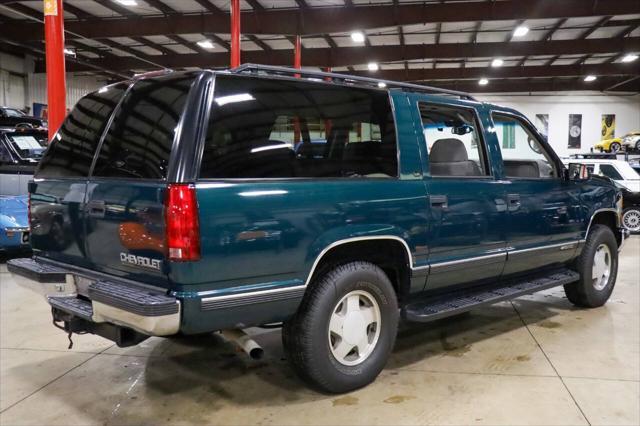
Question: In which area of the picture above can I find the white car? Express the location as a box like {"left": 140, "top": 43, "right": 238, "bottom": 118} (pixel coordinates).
{"left": 563, "top": 158, "right": 640, "bottom": 232}
{"left": 562, "top": 158, "right": 640, "bottom": 193}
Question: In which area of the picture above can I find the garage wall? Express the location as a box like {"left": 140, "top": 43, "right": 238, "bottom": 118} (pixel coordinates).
{"left": 0, "top": 52, "right": 107, "bottom": 112}
{"left": 476, "top": 93, "right": 640, "bottom": 157}
{"left": 27, "top": 73, "right": 107, "bottom": 109}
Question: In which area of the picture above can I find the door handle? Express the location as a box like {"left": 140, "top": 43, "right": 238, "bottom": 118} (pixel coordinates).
{"left": 507, "top": 194, "right": 521, "bottom": 212}
{"left": 430, "top": 195, "right": 448, "bottom": 209}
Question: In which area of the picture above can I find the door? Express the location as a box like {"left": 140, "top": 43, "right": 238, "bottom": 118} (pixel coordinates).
{"left": 490, "top": 111, "right": 583, "bottom": 276}
{"left": 84, "top": 74, "right": 197, "bottom": 287}
{"left": 30, "top": 83, "right": 128, "bottom": 267}
{"left": 415, "top": 99, "right": 507, "bottom": 290}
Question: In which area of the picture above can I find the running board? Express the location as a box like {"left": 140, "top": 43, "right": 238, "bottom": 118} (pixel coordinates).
{"left": 402, "top": 268, "right": 579, "bottom": 323}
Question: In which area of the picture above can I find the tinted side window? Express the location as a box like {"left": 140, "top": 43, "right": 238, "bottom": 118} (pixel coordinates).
{"left": 200, "top": 75, "right": 397, "bottom": 179}
{"left": 0, "top": 140, "right": 13, "bottom": 163}
{"left": 599, "top": 164, "right": 623, "bottom": 180}
{"left": 92, "top": 74, "right": 195, "bottom": 180}
{"left": 37, "top": 84, "right": 128, "bottom": 177}
{"left": 492, "top": 113, "right": 557, "bottom": 179}
{"left": 419, "top": 103, "right": 488, "bottom": 177}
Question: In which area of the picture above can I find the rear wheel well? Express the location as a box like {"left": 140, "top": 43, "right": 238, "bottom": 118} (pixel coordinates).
{"left": 307, "top": 240, "right": 411, "bottom": 302}
{"left": 590, "top": 211, "right": 620, "bottom": 246}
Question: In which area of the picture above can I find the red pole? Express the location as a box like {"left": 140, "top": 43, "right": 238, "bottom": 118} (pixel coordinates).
{"left": 44, "top": 0, "right": 66, "bottom": 140}
{"left": 230, "top": 0, "right": 241, "bottom": 68}
{"left": 293, "top": 35, "right": 302, "bottom": 142}
{"left": 294, "top": 35, "right": 302, "bottom": 69}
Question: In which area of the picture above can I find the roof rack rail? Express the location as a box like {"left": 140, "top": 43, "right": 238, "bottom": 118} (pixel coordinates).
{"left": 231, "top": 63, "right": 477, "bottom": 101}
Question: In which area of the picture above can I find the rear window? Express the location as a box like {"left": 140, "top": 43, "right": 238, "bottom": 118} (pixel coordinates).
{"left": 199, "top": 75, "right": 397, "bottom": 179}
{"left": 6, "top": 132, "right": 47, "bottom": 160}
{"left": 37, "top": 83, "right": 128, "bottom": 177}
{"left": 92, "top": 74, "right": 196, "bottom": 180}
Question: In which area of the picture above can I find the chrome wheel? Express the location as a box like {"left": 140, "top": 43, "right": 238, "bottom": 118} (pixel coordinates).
{"left": 328, "top": 290, "right": 381, "bottom": 366}
{"left": 592, "top": 244, "right": 612, "bottom": 291}
{"left": 622, "top": 209, "right": 640, "bottom": 233}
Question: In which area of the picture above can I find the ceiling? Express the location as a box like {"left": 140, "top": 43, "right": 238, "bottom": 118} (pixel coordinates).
{"left": 0, "top": 0, "right": 639, "bottom": 92}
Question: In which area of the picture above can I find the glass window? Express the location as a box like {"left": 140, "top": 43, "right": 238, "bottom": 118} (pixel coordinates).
{"left": 92, "top": 74, "right": 196, "bottom": 179}
{"left": 37, "top": 84, "right": 128, "bottom": 178}
{"left": 7, "top": 133, "right": 47, "bottom": 160}
{"left": 492, "top": 113, "right": 557, "bottom": 179}
{"left": 419, "top": 103, "right": 488, "bottom": 177}
{"left": 0, "top": 141, "right": 13, "bottom": 163}
{"left": 599, "top": 164, "right": 623, "bottom": 181}
{"left": 199, "top": 75, "right": 397, "bottom": 179}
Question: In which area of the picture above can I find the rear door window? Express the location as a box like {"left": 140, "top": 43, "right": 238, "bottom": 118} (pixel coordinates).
{"left": 37, "top": 83, "right": 128, "bottom": 177}
{"left": 199, "top": 75, "right": 397, "bottom": 179}
{"left": 92, "top": 74, "right": 196, "bottom": 180}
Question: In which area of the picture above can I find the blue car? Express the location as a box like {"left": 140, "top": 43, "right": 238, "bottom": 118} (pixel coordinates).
{"left": 0, "top": 195, "right": 30, "bottom": 251}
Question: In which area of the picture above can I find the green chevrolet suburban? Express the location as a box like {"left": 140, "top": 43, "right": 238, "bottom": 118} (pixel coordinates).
{"left": 8, "top": 65, "right": 628, "bottom": 393}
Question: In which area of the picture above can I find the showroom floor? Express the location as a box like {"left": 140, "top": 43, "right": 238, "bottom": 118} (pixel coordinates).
{"left": 0, "top": 238, "right": 638, "bottom": 426}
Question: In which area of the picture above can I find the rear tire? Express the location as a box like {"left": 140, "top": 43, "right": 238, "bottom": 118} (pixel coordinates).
{"left": 564, "top": 225, "right": 618, "bottom": 308}
{"left": 282, "top": 261, "right": 398, "bottom": 393}
{"left": 610, "top": 142, "right": 621, "bottom": 152}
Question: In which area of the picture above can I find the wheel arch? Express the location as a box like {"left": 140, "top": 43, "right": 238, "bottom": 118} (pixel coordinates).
{"left": 587, "top": 208, "right": 621, "bottom": 246}
{"left": 303, "top": 236, "right": 414, "bottom": 302}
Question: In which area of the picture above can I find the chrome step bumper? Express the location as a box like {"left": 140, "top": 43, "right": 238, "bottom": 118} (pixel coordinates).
{"left": 7, "top": 257, "right": 180, "bottom": 337}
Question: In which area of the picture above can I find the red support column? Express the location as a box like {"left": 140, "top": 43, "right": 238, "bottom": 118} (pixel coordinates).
{"left": 44, "top": 0, "right": 66, "bottom": 140}
{"left": 230, "top": 0, "right": 241, "bottom": 68}
{"left": 294, "top": 35, "right": 302, "bottom": 70}
{"left": 293, "top": 35, "right": 302, "bottom": 143}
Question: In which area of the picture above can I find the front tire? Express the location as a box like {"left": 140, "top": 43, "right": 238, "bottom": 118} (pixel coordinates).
{"left": 282, "top": 261, "right": 398, "bottom": 393}
{"left": 564, "top": 225, "right": 618, "bottom": 308}
{"left": 610, "top": 142, "right": 621, "bottom": 152}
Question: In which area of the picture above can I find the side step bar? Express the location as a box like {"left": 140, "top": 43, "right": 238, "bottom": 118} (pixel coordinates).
{"left": 402, "top": 268, "right": 580, "bottom": 322}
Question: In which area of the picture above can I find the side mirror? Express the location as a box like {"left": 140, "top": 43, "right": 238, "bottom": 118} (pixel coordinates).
{"left": 566, "top": 163, "right": 590, "bottom": 181}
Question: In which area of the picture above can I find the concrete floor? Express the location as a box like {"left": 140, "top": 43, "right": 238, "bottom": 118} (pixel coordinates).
{"left": 0, "top": 238, "right": 638, "bottom": 426}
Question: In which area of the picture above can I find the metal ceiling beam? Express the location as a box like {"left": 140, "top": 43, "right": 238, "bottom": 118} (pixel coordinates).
{"left": 429, "top": 76, "right": 639, "bottom": 93}
{"left": 348, "top": 63, "right": 640, "bottom": 81}
{"left": 55, "top": 37, "right": 640, "bottom": 72}
{"left": 6, "top": 0, "right": 640, "bottom": 40}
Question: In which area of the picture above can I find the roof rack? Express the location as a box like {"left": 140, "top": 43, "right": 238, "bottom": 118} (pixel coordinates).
{"left": 231, "top": 63, "right": 477, "bottom": 101}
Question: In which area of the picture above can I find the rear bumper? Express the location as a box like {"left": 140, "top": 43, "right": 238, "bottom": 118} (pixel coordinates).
{"left": 7, "top": 257, "right": 180, "bottom": 337}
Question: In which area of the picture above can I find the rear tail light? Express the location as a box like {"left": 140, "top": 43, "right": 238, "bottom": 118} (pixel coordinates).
{"left": 165, "top": 184, "right": 201, "bottom": 261}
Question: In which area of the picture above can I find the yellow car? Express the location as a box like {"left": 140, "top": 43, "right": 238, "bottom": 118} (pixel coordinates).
{"left": 594, "top": 137, "right": 622, "bottom": 153}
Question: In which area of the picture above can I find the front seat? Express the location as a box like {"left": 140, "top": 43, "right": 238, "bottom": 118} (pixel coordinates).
{"left": 429, "top": 138, "right": 482, "bottom": 177}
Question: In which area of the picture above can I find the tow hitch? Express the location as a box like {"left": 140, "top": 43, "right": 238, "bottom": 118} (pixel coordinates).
{"left": 51, "top": 307, "right": 150, "bottom": 348}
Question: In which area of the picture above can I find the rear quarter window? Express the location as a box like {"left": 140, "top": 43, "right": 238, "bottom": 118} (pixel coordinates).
{"left": 37, "top": 83, "right": 128, "bottom": 178}
{"left": 92, "top": 74, "right": 196, "bottom": 180}
{"left": 199, "top": 75, "right": 397, "bottom": 179}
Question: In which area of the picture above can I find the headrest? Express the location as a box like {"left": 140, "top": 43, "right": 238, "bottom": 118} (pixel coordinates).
{"left": 430, "top": 138, "right": 468, "bottom": 162}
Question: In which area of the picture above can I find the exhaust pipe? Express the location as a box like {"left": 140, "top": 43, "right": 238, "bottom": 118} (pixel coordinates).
{"left": 221, "top": 329, "right": 264, "bottom": 360}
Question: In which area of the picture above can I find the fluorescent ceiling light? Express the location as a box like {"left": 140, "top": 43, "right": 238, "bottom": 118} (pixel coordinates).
{"left": 367, "top": 62, "right": 379, "bottom": 71}
{"left": 197, "top": 39, "right": 215, "bottom": 49}
{"left": 584, "top": 75, "right": 597, "bottom": 82}
{"left": 214, "top": 93, "right": 255, "bottom": 106}
{"left": 351, "top": 31, "right": 365, "bottom": 43}
{"left": 377, "top": 82, "right": 387, "bottom": 88}
{"left": 491, "top": 58, "right": 504, "bottom": 67}
{"left": 115, "top": 0, "right": 137, "bottom": 6}
{"left": 621, "top": 54, "right": 639, "bottom": 63}
{"left": 513, "top": 26, "right": 529, "bottom": 37}
{"left": 63, "top": 48, "right": 75, "bottom": 56}
{"left": 478, "top": 78, "right": 489, "bottom": 85}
